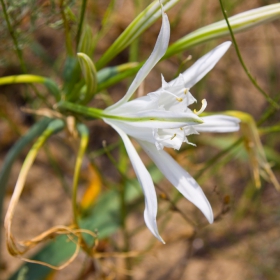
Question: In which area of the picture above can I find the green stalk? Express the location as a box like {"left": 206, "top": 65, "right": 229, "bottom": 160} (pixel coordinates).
{"left": 76, "top": 0, "right": 88, "bottom": 49}
{"left": 60, "top": 0, "right": 74, "bottom": 56}
{"left": 218, "top": 0, "right": 279, "bottom": 109}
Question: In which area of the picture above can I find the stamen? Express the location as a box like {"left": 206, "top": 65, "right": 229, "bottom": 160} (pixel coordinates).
{"left": 170, "top": 134, "right": 176, "bottom": 140}
{"left": 164, "top": 90, "right": 183, "bottom": 102}
{"left": 184, "top": 88, "right": 189, "bottom": 95}
{"left": 194, "top": 99, "right": 207, "bottom": 115}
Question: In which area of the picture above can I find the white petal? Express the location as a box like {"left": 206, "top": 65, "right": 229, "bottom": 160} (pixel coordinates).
{"left": 194, "top": 115, "right": 240, "bottom": 133}
{"left": 139, "top": 140, "right": 214, "bottom": 223}
{"left": 103, "top": 118, "right": 155, "bottom": 143}
{"left": 104, "top": 109, "right": 203, "bottom": 129}
{"left": 105, "top": 95, "right": 157, "bottom": 115}
{"left": 179, "top": 41, "right": 232, "bottom": 88}
{"left": 107, "top": 11, "right": 170, "bottom": 110}
{"left": 106, "top": 120, "right": 164, "bottom": 243}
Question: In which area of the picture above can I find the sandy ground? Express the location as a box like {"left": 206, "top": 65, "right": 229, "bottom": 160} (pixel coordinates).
{"left": 1, "top": 0, "right": 280, "bottom": 279}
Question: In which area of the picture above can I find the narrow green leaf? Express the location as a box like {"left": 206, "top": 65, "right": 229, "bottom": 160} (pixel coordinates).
{"left": 77, "top": 52, "right": 97, "bottom": 104}
{"left": 62, "top": 57, "right": 81, "bottom": 95}
{"left": 77, "top": 25, "right": 95, "bottom": 56}
{"left": 164, "top": 3, "right": 280, "bottom": 59}
{"left": 97, "top": 62, "right": 140, "bottom": 91}
{"left": 95, "top": 0, "right": 180, "bottom": 69}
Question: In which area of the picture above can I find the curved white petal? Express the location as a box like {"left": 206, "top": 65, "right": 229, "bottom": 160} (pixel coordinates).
{"left": 105, "top": 95, "right": 157, "bottom": 115}
{"left": 106, "top": 120, "right": 164, "bottom": 243}
{"left": 139, "top": 140, "right": 214, "bottom": 223}
{"left": 104, "top": 109, "right": 203, "bottom": 129}
{"left": 194, "top": 115, "right": 240, "bottom": 133}
{"left": 107, "top": 11, "right": 170, "bottom": 110}
{"left": 103, "top": 118, "right": 155, "bottom": 143}
{"left": 175, "top": 41, "right": 232, "bottom": 89}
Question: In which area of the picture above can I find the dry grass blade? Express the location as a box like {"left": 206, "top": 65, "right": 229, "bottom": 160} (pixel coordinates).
{"left": 3, "top": 120, "right": 96, "bottom": 270}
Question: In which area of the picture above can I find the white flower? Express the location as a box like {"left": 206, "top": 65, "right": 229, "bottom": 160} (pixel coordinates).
{"left": 102, "top": 10, "right": 239, "bottom": 243}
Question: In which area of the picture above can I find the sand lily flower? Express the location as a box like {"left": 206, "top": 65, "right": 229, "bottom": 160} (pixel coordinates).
{"left": 103, "top": 10, "right": 240, "bottom": 243}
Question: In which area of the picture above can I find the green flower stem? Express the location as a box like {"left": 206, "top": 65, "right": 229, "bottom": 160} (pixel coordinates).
{"left": 0, "top": 0, "right": 27, "bottom": 73}
{"left": 60, "top": 0, "right": 74, "bottom": 56}
{"left": 76, "top": 0, "right": 88, "bottom": 49}
{"left": 56, "top": 101, "right": 203, "bottom": 124}
{"left": 219, "top": 0, "right": 279, "bottom": 109}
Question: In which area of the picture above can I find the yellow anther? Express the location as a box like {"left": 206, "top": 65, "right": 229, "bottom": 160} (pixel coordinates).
{"left": 176, "top": 97, "right": 183, "bottom": 102}
{"left": 184, "top": 88, "right": 189, "bottom": 95}
{"left": 180, "top": 127, "right": 183, "bottom": 130}
{"left": 170, "top": 134, "right": 177, "bottom": 140}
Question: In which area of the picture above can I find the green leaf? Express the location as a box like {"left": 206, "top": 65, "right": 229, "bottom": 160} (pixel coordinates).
{"left": 77, "top": 25, "right": 95, "bottom": 57}
{"left": 77, "top": 53, "right": 97, "bottom": 104}
{"left": 95, "top": 0, "right": 180, "bottom": 69}
{"left": 62, "top": 57, "right": 81, "bottom": 95}
{"left": 97, "top": 62, "right": 140, "bottom": 91}
{"left": 164, "top": 3, "right": 280, "bottom": 59}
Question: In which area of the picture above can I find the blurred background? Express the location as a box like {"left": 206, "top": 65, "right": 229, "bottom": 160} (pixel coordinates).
{"left": 0, "top": 0, "right": 280, "bottom": 279}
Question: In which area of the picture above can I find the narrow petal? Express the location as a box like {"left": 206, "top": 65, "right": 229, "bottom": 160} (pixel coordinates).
{"left": 176, "top": 41, "right": 232, "bottom": 88}
{"left": 107, "top": 121, "right": 165, "bottom": 243}
{"left": 103, "top": 118, "right": 155, "bottom": 143}
{"left": 139, "top": 140, "right": 214, "bottom": 223}
{"left": 105, "top": 95, "right": 157, "bottom": 115}
{"left": 107, "top": 10, "right": 170, "bottom": 110}
{"left": 104, "top": 109, "right": 203, "bottom": 129}
{"left": 194, "top": 115, "right": 240, "bottom": 133}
